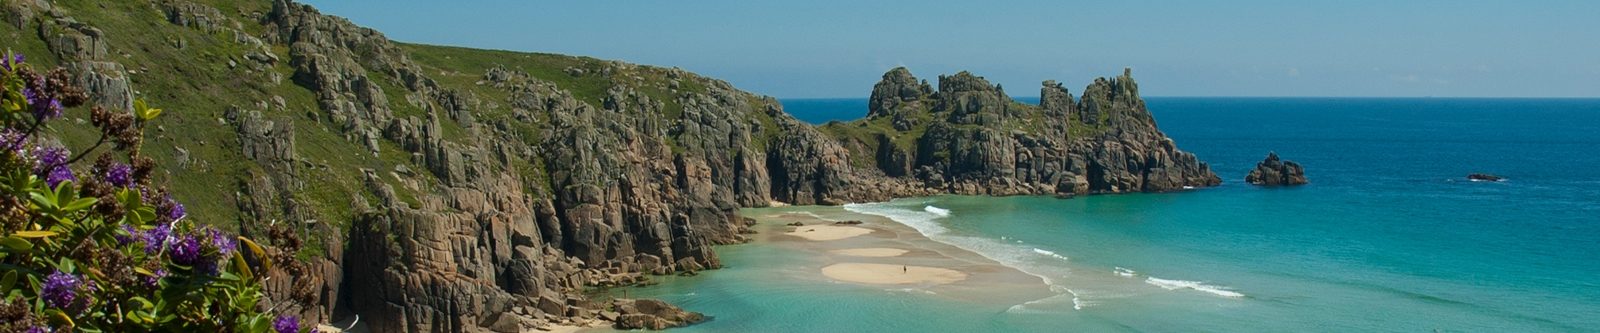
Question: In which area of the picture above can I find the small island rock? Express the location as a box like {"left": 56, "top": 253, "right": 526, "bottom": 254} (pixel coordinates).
{"left": 1467, "top": 173, "right": 1504, "bottom": 182}
{"left": 1245, "top": 152, "right": 1308, "bottom": 186}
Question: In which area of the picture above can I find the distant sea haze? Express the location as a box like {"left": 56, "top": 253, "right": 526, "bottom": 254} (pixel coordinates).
{"left": 625, "top": 97, "right": 1600, "bottom": 332}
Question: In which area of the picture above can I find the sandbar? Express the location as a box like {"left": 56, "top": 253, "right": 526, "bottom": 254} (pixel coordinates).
{"left": 785, "top": 224, "right": 872, "bottom": 241}
{"left": 829, "top": 248, "right": 909, "bottom": 257}
{"left": 820, "top": 263, "right": 967, "bottom": 285}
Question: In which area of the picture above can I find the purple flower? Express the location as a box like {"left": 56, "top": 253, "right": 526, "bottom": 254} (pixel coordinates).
{"left": 1, "top": 53, "right": 20, "bottom": 71}
{"left": 166, "top": 202, "right": 186, "bottom": 221}
{"left": 33, "top": 98, "right": 63, "bottom": 120}
{"left": 115, "top": 224, "right": 137, "bottom": 246}
{"left": 41, "top": 271, "right": 81, "bottom": 309}
{"left": 44, "top": 165, "right": 74, "bottom": 188}
{"left": 0, "top": 128, "right": 24, "bottom": 153}
{"left": 272, "top": 315, "right": 300, "bottom": 333}
{"left": 31, "top": 145, "right": 68, "bottom": 172}
{"left": 24, "top": 326, "right": 48, "bottom": 333}
{"left": 104, "top": 163, "right": 132, "bottom": 187}
{"left": 144, "top": 268, "right": 167, "bottom": 288}
{"left": 169, "top": 234, "right": 202, "bottom": 266}
{"left": 21, "top": 87, "right": 37, "bottom": 105}
{"left": 206, "top": 227, "right": 237, "bottom": 257}
{"left": 142, "top": 224, "right": 171, "bottom": 254}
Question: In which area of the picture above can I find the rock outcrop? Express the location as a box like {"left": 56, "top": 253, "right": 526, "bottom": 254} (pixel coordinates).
{"left": 829, "top": 67, "right": 1220, "bottom": 197}
{"left": 608, "top": 299, "right": 706, "bottom": 330}
{"left": 1467, "top": 173, "right": 1504, "bottom": 182}
{"left": 2, "top": 1, "right": 1222, "bottom": 331}
{"left": 1245, "top": 152, "right": 1308, "bottom": 186}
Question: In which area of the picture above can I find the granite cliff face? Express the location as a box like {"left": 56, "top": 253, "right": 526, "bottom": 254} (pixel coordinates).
{"left": 1, "top": 0, "right": 1216, "bottom": 331}
{"left": 825, "top": 67, "right": 1219, "bottom": 197}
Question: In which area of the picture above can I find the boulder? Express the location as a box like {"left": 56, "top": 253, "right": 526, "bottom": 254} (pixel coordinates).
{"left": 610, "top": 299, "right": 706, "bottom": 330}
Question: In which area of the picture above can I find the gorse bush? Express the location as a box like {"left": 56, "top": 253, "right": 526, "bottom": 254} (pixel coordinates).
{"left": 0, "top": 51, "right": 301, "bottom": 332}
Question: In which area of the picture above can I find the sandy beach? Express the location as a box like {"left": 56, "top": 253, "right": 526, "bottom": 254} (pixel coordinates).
{"left": 821, "top": 263, "right": 967, "bottom": 284}
{"left": 747, "top": 206, "right": 1050, "bottom": 300}
{"left": 784, "top": 224, "right": 874, "bottom": 241}
{"left": 830, "top": 247, "right": 909, "bottom": 257}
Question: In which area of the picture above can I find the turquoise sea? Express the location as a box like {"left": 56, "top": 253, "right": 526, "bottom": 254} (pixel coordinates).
{"left": 612, "top": 98, "right": 1600, "bottom": 332}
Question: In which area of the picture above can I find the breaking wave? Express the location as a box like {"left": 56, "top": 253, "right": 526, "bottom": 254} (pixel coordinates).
{"left": 1145, "top": 277, "right": 1245, "bottom": 298}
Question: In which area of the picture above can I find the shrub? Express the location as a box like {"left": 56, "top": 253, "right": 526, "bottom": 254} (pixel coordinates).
{"left": 0, "top": 51, "right": 299, "bottom": 332}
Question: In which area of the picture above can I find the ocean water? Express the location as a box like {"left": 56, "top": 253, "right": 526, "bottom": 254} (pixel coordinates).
{"left": 614, "top": 98, "right": 1600, "bottom": 332}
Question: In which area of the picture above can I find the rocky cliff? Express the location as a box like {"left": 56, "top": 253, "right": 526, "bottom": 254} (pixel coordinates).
{"left": 824, "top": 67, "right": 1220, "bottom": 197}
{"left": 1, "top": 0, "right": 1217, "bottom": 331}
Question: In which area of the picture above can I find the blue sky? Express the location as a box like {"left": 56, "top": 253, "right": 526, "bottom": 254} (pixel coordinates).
{"left": 302, "top": 0, "right": 1600, "bottom": 98}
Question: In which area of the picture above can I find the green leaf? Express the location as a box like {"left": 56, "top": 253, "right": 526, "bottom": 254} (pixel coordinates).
{"left": 140, "top": 107, "right": 163, "bottom": 120}
{"left": 44, "top": 308, "right": 74, "bottom": 328}
{"left": 128, "top": 296, "right": 155, "bottom": 310}
{"left": 0, "top": 236, "right": 30, "bottom": 251}
{"left": 232, "top": 252, "right": 253, "bottom": 280}
{"left": 239, "top": 237, "right": 271, "bottom": 273}
{"left": 0, "top": 270, "right": 15, "bottom": 294}
{"left": 136, "top": 99, "right": 163, "bottom": 120}
{"left": 62, "top": 197, "right": 97, "bottom": 212}
{"left": 29, "top": 190, "right": 56, "bottom": 209}
{"left": 12, "top": 230, "right": 58, "bottom": 238}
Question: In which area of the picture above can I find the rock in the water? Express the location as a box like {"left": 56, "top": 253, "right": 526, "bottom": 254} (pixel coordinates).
{"left": 610, "top": 299, "right": 705, "bottom": 330}
{"left": 1467, "top": 173, "right": 1504, "bottom": 182}
{"left": 833, "top": 220, "right": 863, "bottom": 225}
{"left": 1245, "top": 152, "right": 1308, "bottom": 186}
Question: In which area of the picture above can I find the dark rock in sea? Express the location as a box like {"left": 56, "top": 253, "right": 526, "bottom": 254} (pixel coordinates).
{"left": 610, "top": 299, "right": 706, "bottom": 330}
{"left": 1245, "top": 152, "right": 1308, "bottom": 186}
{"left": 1467, "top": 173, "right": 1504, "bottom": 182}
{"left": 833, "top": 220, "right": 864, "bottom": 225}
{"left": 786, "top": 222, "right": 804, "bottom": 227}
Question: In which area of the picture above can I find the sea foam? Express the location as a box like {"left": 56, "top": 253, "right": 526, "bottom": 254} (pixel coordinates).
{"left": 846, "top": 202, "right": 1087, "bottom": 309}
{"left": 1034, "top": 248, "right": 1070, "bottom": 261}
{"left": 1145, "top": 277, "right": 1245, "bottom": 298}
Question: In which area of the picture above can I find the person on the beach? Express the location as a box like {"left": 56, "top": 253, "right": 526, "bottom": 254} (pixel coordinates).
{"left": 903, "top": 265, "right": 907, "bottom": 273}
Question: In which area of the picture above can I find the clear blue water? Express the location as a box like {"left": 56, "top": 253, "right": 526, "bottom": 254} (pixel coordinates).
{"left": 619, "top": 98, "right": 1600, "bottom": 332}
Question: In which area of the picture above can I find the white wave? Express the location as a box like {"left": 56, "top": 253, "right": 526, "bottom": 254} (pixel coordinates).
{"left": 846, "top": 202, "right": 1089, "bottom": 310}
{"left": 1183, "top": 185, "right": 1196, "bottom": 190}
{"left": 1033, "top": 248, "right": 1070, "bottom": 261}
{"left": 887, "top": 288, "right": 937, "bottom": 295}
{"left": 1006, "top": 287, "right": 1087, "bottom": 313}
{"left": 1144, "top": 277, "right": 1244, "bottom": 298}
{"left": 1067, "top": 288, "right": 1087, "bottom": 310}
{"left": 1114, "top": 267, "right": 1137, "bottom": 278}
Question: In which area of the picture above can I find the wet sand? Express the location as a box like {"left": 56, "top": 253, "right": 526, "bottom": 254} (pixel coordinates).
{"left": 751, "top": 207, "right": 1050, "bottom": 299}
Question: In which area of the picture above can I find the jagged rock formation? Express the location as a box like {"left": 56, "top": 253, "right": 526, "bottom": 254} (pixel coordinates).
{"left": 607, "top": 299, "right": 706, "bottom": 330}
{"left": 825, "top": 67, "right": 1220, "bottom": 197}
{"left": 1, "top": 0, "right": 1219, "bottom": 331}
{"left": 1245, "top": 152, "right": 1308, "bottom": 186}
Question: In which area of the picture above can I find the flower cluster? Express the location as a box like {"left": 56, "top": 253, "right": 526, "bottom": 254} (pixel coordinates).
{"left": 40, "top": 271, "right": 94, "bottom": 311}
{"left": 0, "top": 51, "right": 300, "bottom": 332}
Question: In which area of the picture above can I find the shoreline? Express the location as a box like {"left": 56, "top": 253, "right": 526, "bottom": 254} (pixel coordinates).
{"left": 741, "top": 206, "right": 1054, "bottom": 303}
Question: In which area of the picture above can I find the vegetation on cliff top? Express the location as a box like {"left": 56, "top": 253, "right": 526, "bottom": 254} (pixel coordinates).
{"left": 0, "top": 51, "right": 303, "bottom": 332}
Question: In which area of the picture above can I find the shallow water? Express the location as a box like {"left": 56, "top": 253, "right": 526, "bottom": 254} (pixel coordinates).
{"left": 611, "top": 98, "right": 1600, "bottom": 332}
